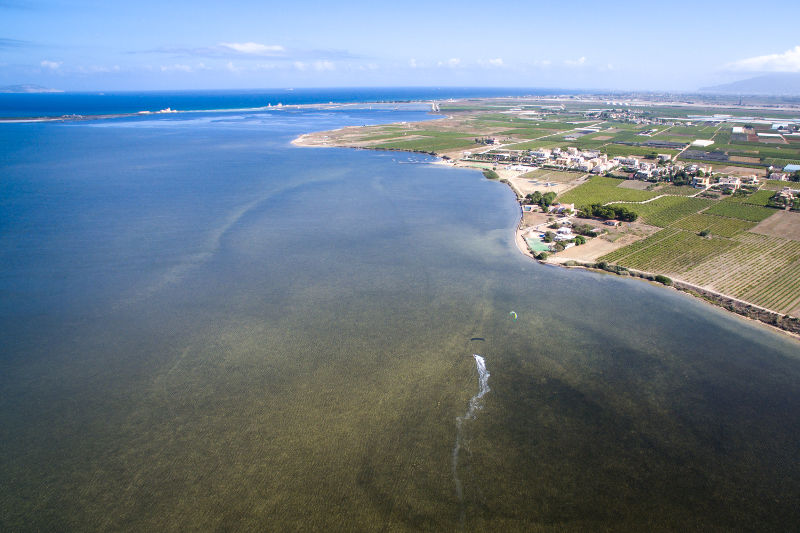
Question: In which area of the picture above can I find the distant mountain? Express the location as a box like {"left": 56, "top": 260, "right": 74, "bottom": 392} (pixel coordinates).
{"left": 700, "top": 73, "right": 800, "bottom": 96}
{"left": 0, "top": 84, "right": 64, "bottom": 94}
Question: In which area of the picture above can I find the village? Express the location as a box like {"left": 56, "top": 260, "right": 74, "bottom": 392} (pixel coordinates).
{"left": 461, "top": 143, "right": 800, "bottom": 257}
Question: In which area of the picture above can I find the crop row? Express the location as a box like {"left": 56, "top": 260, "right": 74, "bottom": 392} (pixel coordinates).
{"left": 620, "top": 196, "right": 713, "bottom": 227}
{"left": 559, "top": 176, "right": 659, "bottom": 206}
{"left": 613, "top": 232, "right": 737, "bottom": 275}
{"left": 671, "top": 214, "right": 755, "bottom": 237}
{"left": 681, "top": 234, "right": 800, "bottom": 314}
{"left": 704, "top": 201, "right": 776, "bottom": 222}
{"left": 740, "top": 260, "right": 800, "bottom": 313}
{"left": 599, "top": 228, "right": 680, "bottom": 263}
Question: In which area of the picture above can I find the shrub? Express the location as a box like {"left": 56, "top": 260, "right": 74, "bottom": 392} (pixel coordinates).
{"left": 654, "top": 274, "right": 672, "bottom": 286}
{"left": 483, "top": 169, "right": 499, "bottom": 180}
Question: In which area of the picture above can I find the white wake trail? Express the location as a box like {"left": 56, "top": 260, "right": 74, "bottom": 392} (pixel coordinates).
{"left": 452, "top": 354, "right": 491, "bottom": 518}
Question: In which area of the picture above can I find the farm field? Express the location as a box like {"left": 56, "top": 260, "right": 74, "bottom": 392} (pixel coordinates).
{"left": 725, "top": 189, "right": 776, "bottom": 206}
{"left": 704, "top": 201, "right": 777, "bottom": 222}
{"left": 599, "top": 229, "right": 800, "bottom": 315}
{"left": 671, "top": 213, "right": 756, "bottom": 237}
{"left": 558, "top": 176, "right": 659, "bottom": 206}
{"left": 521, "top": 169, "right": 586, "bottom": 183}
{"left": 599, "top": 229, "right": 738, "bottom": 273}
{"left": 750, "top": 210, "right": 800, "bottom": 241}
{"left": 653, "top": 184, "right": 698, "bottom": 196}
{"left": 617, "top": 196, "right": 714, "bottom": 227}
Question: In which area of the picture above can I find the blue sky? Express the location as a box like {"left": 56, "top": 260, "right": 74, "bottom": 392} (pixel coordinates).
{"left": 2, "top": 0, "right": 799, "bottom": 91}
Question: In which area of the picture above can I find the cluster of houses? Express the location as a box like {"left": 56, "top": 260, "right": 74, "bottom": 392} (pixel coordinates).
{"left": 583, "top": 108, "right": 677, "bottom": 126}
{"left": 690, "top": 173, "right": 757, "bottom": 190}
{"left": 466, "top": 143, "right": 798, "bottom": 195}
{"left": 774, "top": 187, "right": 799, "bottom": 203}
{"left": 691, "top": 173, "right": 760, "bottom": 190}
{"left": 468, "top": 146, "right": 624, "bottom": 174}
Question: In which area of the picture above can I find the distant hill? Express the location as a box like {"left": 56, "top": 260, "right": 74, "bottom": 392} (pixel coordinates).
{"left": 700, "top": 73, "right": 800, "bottom": 96}
{"left": 0, "top": 84, "right": 64, "bottom": 94}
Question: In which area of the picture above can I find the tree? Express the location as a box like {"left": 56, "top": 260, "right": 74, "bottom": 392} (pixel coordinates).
{"left": 543, "top": 231, "right": 555, "bottom": 243}
{"left": 541, "top": 191, "right": 557, "bottom": 208}
{"left": 574, "top": 235, "right": 586, "bottom": 245}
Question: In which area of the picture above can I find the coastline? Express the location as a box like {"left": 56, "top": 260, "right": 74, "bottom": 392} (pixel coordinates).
{"left": 293, "top": 127, "right": 800, "bottom": 341}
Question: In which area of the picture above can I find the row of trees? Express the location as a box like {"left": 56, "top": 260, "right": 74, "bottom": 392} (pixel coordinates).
{"left": 578, "top": 203, "right": 638, "bottom": 222}
{"left": 523, "top": 191, "right": 557, "bottom": 209}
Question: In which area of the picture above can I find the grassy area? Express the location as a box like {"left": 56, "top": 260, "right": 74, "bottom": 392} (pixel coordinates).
{"left": 704, "top": 201, "right": 777, "bottom": 222}
{"left": 558, "top": 176, "right": 659, "bottom": 206}
{"left": 373, "top": 131, "right": 481, "bottom": 152}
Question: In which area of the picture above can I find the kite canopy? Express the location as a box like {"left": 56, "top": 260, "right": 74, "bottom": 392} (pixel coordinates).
{"left": 509, "top": 311, "right": 517, "bottom": 322}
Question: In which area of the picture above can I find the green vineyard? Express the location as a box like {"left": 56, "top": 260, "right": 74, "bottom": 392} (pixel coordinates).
{"left": 614, "top": 196, "right": 714, "bottom": 227}
{"left": 600, "top": 230, "right": 800, "bottom": 316}
{"left": 558, "top": 177, "right": 659, "bottom": 206}
{"left": 704, "top": 201, "right": 776, "bottom": 222}
{"left": 671, "top": 213, "right": 756, "bottom": 237}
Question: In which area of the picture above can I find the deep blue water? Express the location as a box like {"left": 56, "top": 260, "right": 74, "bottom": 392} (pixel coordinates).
{"left": 0, "top": 87, "right": 578, "bottom": 118}
{"left": 1, "top": 96, "right": 799, "bottom": 531}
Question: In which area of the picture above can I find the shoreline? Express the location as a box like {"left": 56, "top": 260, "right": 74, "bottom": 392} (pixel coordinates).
{"left": 510, "top": 226, "right": 800, "bottom": 341}
{"left": 293, "top": 125, "right": 800, "bottom": 342}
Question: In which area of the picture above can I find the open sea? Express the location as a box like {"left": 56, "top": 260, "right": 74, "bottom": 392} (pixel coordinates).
{"left": 1, "top": 90, "right": 799, "bottom": 531}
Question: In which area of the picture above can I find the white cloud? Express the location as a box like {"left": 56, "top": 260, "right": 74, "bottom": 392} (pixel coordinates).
{"left": 478, "top": 58, "right": 504, "bottom": 68}
{"left": 726, "top": 45, "right": 800, "bottom": 72}
{"left": 41, "top": 60, "right": 61, "bottom": 70}
{"left": 160, "top": 64, "right": 193, "bottom": 72}
{"left": 313, "top": 60, "right": 335, "bottom": 71}
{"left": 438, "top": 58, "right": 461, "bottom": 68}
{"left": 409, "top": 58, "right": 417, "bottom": 68}
{"left": 565, "top": 56, "right": 587, "bottom": 67}
{"left": 225, "top": 61, "right": 240, "bottom": 73}
{"left": 219, "top": 42, "right": 285, "bottom": 55}
{"left": 77, "top": 64, "right": 121, "bottom": 73}
{"left": 294, "top": 61, "right": 307, "bottom": 71}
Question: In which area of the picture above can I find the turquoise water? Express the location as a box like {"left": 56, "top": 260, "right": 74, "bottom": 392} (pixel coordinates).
{"left": 1, "top": 105, "right": 800, "bottom": 531}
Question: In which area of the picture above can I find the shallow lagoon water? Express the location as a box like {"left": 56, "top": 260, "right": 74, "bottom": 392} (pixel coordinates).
{"left": 1, "top": 107, "right": 799, "bottom": 531}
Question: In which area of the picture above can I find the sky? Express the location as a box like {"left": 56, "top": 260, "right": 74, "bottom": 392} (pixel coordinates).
{"left": 2, "top": 0, "right": 800, "bottom": 92}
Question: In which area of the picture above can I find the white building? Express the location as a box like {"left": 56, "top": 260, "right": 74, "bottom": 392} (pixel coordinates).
{"left": 718, "top": 176, "right": 741, "bottom": 190}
